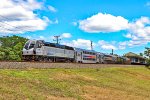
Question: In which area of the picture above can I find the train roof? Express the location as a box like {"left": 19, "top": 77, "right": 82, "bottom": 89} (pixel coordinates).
{"left": 44, "top": 41, "right": 97, "bottom": 52}
{"left": 73, "top": 47, "right": 97, "bottom": 53}
{"left": 44, "top": 42, "right": 74, "bottom": 50}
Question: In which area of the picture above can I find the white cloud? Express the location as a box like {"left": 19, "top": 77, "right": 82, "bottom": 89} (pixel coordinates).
{"left": 98, "top": 40, "right": 117, "bottom": 50}
{"left": 118, "top": 41, "right": 127, "bottom": 50}
{"left": 59, "top": 37, "right": 127, "bottom": 50}
{"left": 62, "top": 39, "right": 126, "bottom": 50}
{"left": 78, "top": 13, "right": 150, "bottom": 48}
{"left": 0, "top": 0, "right": 49, "bottom": 34}
{"left": 79, "top": 13, "right": 129, "bottom": 33}
{"left": 61, "top": 33, "right": 72, "bottom": 38}
{"left": 25, "top": 36, "right": 31, "bottom": 39}
{"left": 39, "top": 36, "right": 45, "bottom": 40}
{"left": 48, "top": 19, "right": 59, "bottom": 24}
{"left": 62, "top": 39, "right": 96, "bottom": 50}
{"left": 72, "top": 22, "right": 77, "bottom": 26}
{"left": 124, "top": 17, "right": 150, "bottom": 47}
{"left": 48, "top": 5, "right": 57, "bottom": 12}
{"left": 124, "top": 33, "right": 132, "bottom": 38}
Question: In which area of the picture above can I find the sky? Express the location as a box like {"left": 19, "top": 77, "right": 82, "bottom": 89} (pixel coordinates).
{"left": 0, "top": 0, "right": 150, "bottom": 55}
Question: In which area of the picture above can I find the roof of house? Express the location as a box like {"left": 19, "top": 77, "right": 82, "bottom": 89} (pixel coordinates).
{"left": 124, "top": 52, "right": 145, "bottom": 59}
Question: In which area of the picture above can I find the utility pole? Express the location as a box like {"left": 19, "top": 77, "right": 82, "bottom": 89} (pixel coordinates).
{"left": 112, "top": 49, "right": 114, "bottom": 55}
{"left": 53, "top": 35, "right": 61, "bottom": 44}
{"left": 91, "top": 40, "right": 93, "bottom": 50}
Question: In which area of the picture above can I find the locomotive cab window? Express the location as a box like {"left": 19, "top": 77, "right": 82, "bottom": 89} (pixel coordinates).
{"left": 24, "top": 41, "right": 30, "bottom": 49}
{"left": 29, "top": 41, "right": 36, "bottom": 49}
{"left": 37, "top": 43, "right": 42, "bottom": 48}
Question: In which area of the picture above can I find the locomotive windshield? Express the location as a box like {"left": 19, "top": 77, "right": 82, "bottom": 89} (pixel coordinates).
{"left": 24, "top": 40, "right": 36, "bottom": 49}
{"left": 24, "top": 41, "right": 30, "bottom": 49}
{"left": 29, "top": 41, "right": 36, "bottom": 49}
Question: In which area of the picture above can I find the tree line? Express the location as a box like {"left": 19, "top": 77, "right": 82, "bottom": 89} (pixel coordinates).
{"left": 0, "top": 35, "right": 28, "bottom": 61}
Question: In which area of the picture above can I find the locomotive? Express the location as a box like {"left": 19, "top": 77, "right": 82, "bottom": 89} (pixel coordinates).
{"left": 22, "top": 40, "right": 101, "bottom": 63}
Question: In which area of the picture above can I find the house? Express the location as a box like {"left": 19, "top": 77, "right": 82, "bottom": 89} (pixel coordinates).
{"left": 124, "top": 52, "right": 146, "bottom": 65}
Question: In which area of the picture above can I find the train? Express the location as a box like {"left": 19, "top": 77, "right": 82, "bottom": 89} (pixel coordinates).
{"left": 22, "top": 40, "right": 130, "bottom": 64}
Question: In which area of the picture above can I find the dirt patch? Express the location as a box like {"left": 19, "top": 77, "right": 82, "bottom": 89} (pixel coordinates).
{"left": 81, "top": 85, "right": 149, "bottom": 100}
{"left": 53, "top": 73, "right": 96, "bottom": 82}
{"left": 119, "top": 69, "right": 150, "bottom": 80}
{"left": 46, "top": 95, "right": 76, "bottom": 100}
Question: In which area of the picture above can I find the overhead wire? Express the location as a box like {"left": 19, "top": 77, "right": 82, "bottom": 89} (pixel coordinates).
{"left": 0, "top": 14, "right": 35, "bottom": 34}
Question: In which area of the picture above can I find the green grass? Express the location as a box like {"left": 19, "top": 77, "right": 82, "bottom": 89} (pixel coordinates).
{"left": 0, "top": 67, "right": 150, "bottom": 100}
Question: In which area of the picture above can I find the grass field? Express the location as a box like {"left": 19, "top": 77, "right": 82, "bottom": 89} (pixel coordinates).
{"left": 0, "top": 66, "right": 150, "bottom": 100}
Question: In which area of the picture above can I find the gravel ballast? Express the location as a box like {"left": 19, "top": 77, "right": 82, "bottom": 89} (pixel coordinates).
{"left": 0, "top": 62, "right": 144, "bottom": 69}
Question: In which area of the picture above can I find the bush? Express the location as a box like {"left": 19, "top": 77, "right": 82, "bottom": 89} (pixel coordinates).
{"left": 145, "top": 59, "right": 150, "bottom": 69}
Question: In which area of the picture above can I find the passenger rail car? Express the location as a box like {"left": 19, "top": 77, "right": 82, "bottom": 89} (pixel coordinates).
{"left": 74, "top": 48, "right": 99, "bottom": 63}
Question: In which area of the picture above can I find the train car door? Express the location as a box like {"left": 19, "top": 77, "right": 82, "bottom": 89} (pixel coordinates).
{"left": 96, "top": 54, "right": 99, "bottom": 63}
{"left": 77, "top": 51, "right": 82, "bottom": 62}
{"left": 36, "top": 41, "right": 43, "bottom": 55}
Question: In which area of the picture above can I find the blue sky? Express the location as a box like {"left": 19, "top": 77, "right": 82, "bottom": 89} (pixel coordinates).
{"left": 1, "top": 0, "right": 150, "bottom": 55}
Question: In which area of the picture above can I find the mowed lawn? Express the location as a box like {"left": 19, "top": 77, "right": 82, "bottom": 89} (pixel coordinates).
{"left": 0, "top": 67, "right": 150, "bottom": 100}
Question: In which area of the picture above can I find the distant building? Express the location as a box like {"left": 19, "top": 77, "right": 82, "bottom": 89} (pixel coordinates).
{"left": 124, "top": 52, "right": 146, "bottom": 65}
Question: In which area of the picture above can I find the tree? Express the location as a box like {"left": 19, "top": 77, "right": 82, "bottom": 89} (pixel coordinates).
{"left": 0, "top": 51, "right": 5, "bottom": 60}
{"left": 144, "top": 47, "right": 150, "bottom": 59}
{"left": 0, "top": 35, "right": 28, "bottom": 61}
{"left": 139, "top": 53, "right": 143, "bottom": 57}
{"left": 144, "top": 47, "right": 150, "bottom": 68}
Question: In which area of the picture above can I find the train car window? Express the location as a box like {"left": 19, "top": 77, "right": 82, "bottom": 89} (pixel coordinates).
{"left": 49, "top": 43, "right": 56, "bottom": 47}
{"left": 60, "top": 45, "right": 65, "bottom": 49}
{"left": 70, "top": 47, "right": 74, "bottom": 50}
{"left": 55, "top": 44, "right": 61, "bottom": 48}
{"left": 44, "top": 43, "right": 49, "bottom": 46}
{"left": 65, "top": 46, "right": 74, "bottom": 50}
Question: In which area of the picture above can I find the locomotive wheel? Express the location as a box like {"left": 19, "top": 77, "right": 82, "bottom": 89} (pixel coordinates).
{"left": 66, "top": 59, "right": 71, "bottom": 63}
{"left": 43, "top": 57, "right": 48, "bottom": 62}
{"left": 48, "top": 58, "right": 53, "bottom": 62}
{"left": 38, "top": 57, "right": 43, "bottom": 62}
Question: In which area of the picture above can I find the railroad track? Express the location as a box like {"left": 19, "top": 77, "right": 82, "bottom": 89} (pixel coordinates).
{"left": 0, "top": 61, "right": 144, "bottom": 69}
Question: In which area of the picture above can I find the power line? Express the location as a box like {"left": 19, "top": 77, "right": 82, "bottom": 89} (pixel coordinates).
{"left": 90, "top": 40, "right": 93, "bottom": 50}
{"left": 0, "top": 15, "right": 21, "bottom": 30}
{"left": 0, "top": 25, "right": 16, "bottom": 32}
{"left": 0, "top": 15, "right": 13, "bottom": 21}
{"left": 0, "top": 14, "right": 33, "bottom": 33}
